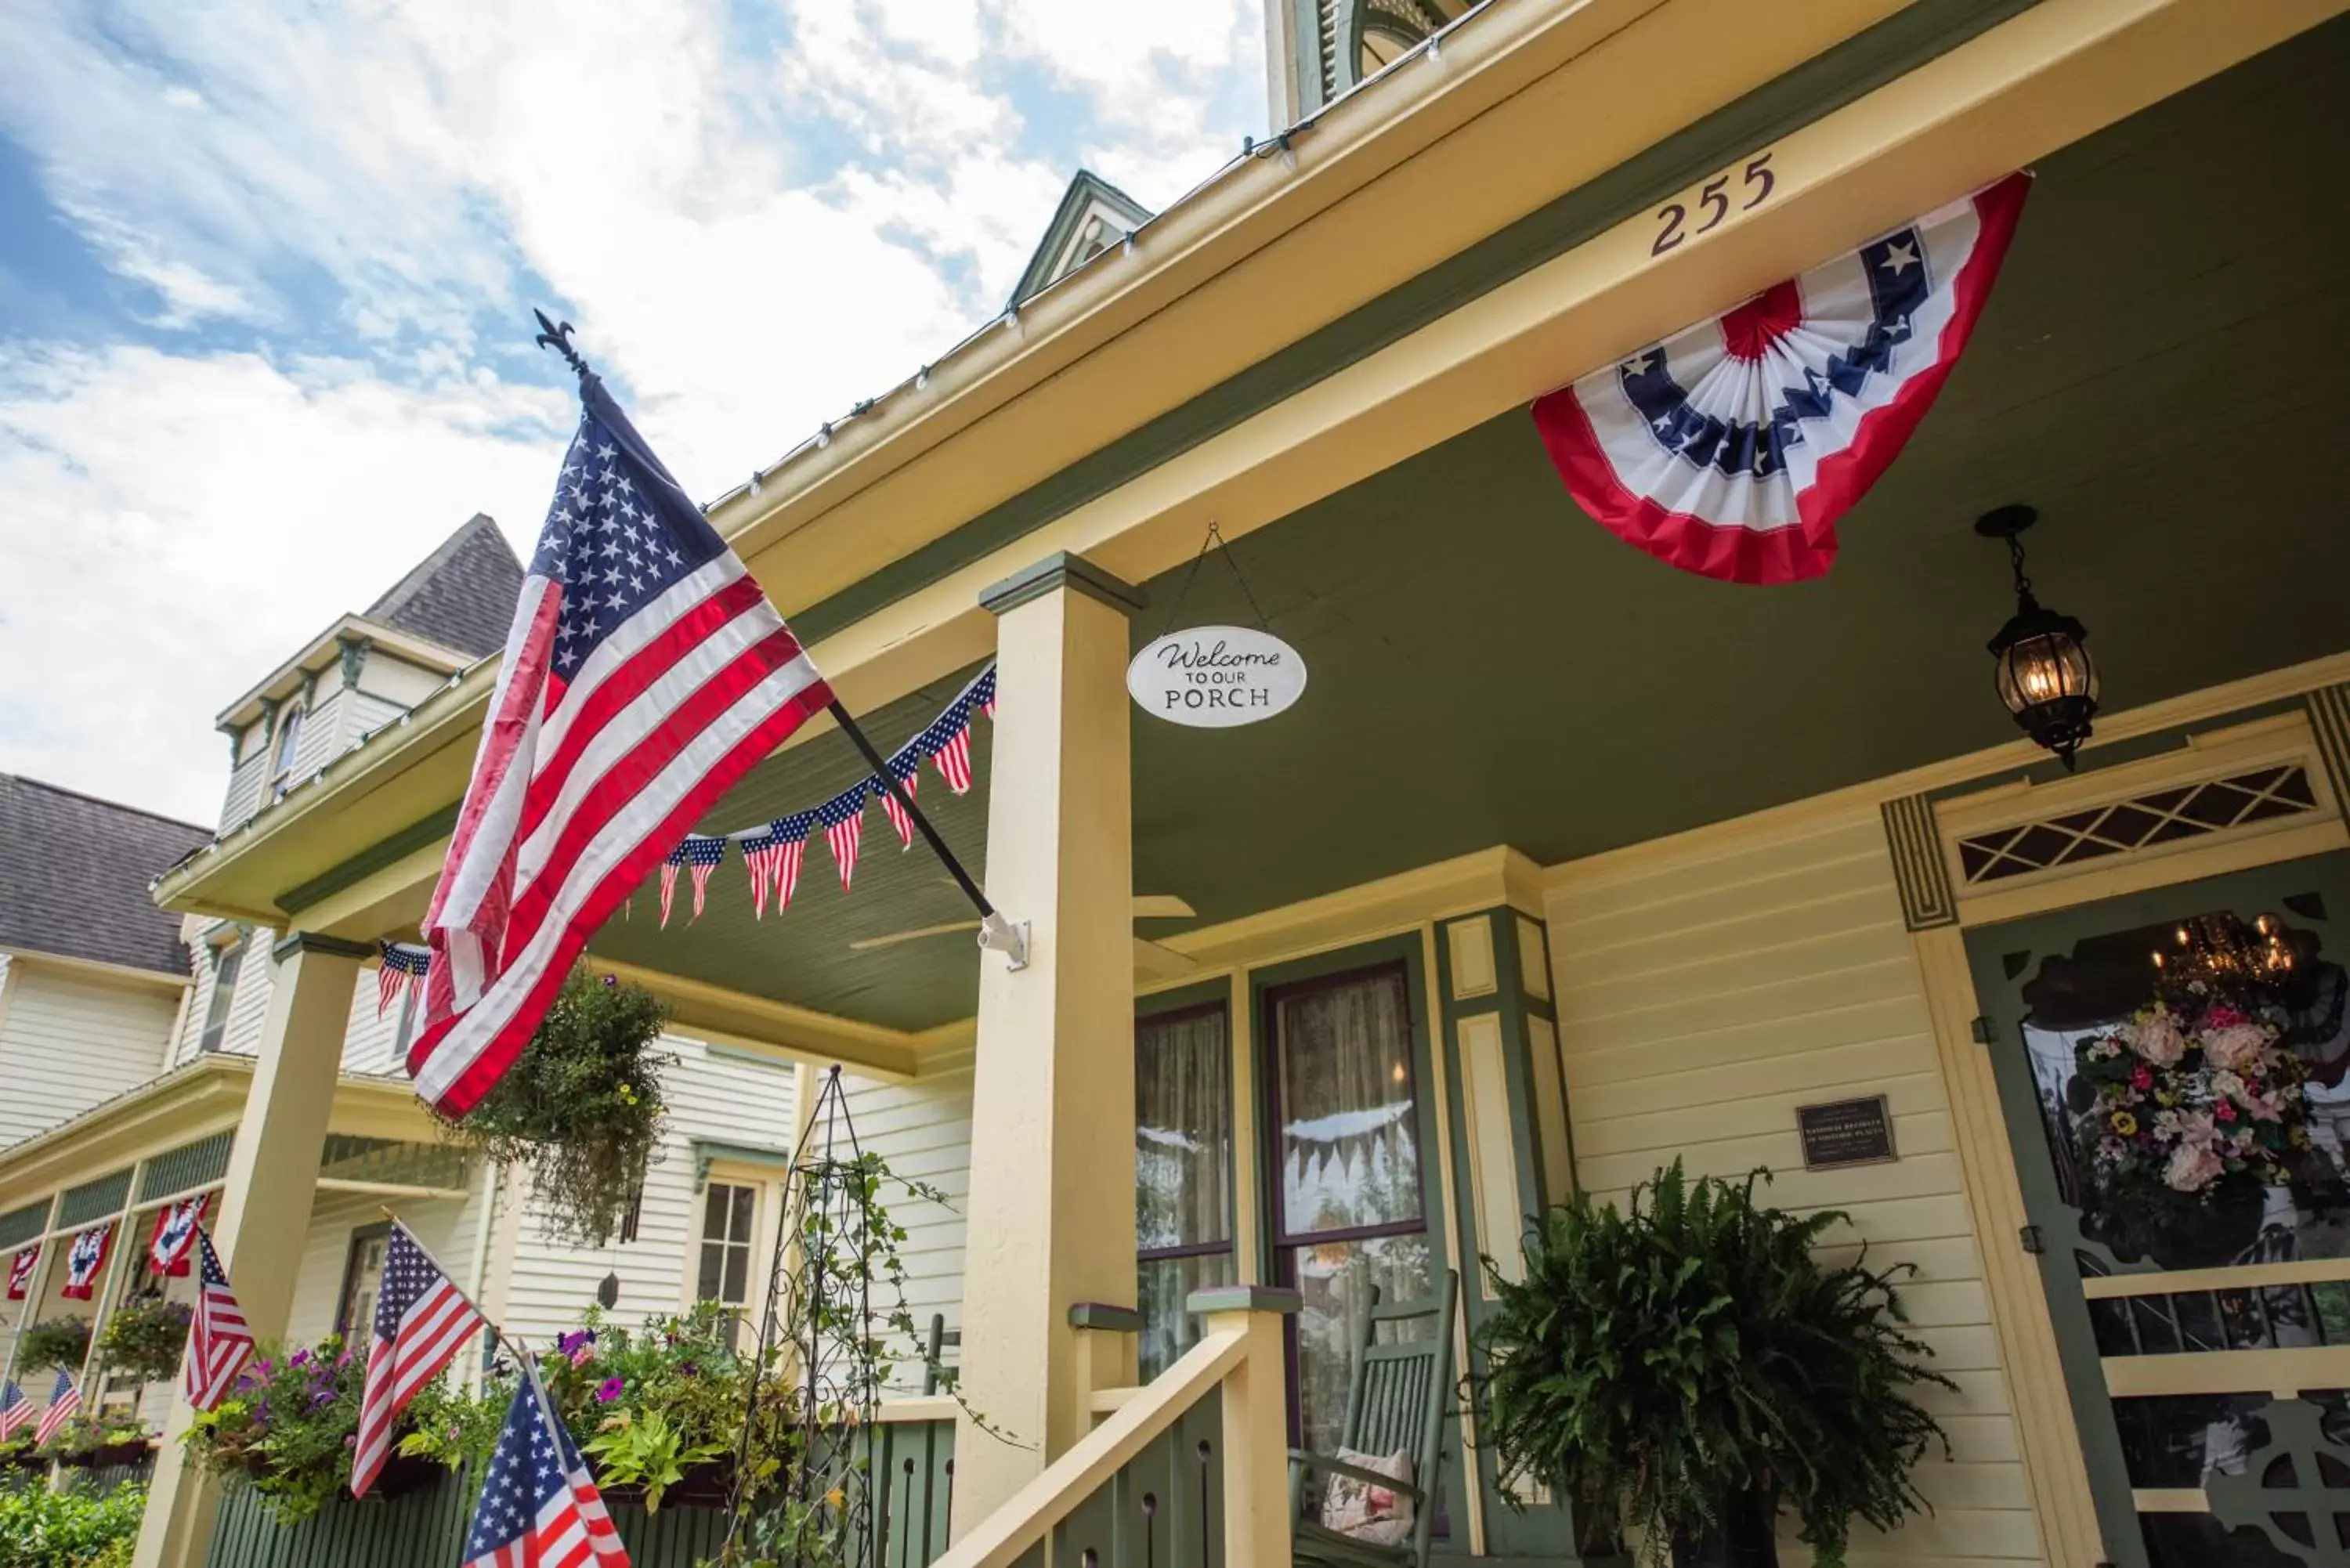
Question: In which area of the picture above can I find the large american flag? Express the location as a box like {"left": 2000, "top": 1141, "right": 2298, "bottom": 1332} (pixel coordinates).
{"left": 353, "top": 1224, "right": 487, "bottom": 1497}
{"left": 462, "top": 1363, "right": 627, "bottom": 1568}
{"left": 184, "top": 1230, "right": 255, "bottom": 1411}
{"left": 0, "top": 1381, "right": 31, "bottom": 1441}
{"left": 34, "top": 1370, "right": 78, "bottom": 1447}
{"left": 409, "top": 375, "right": 833, "bottom": 1115}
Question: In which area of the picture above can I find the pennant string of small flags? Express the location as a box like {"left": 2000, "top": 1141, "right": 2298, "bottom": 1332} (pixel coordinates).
{"left": 377, "top": 941, "right": 432, "bottom": 1017}
{"left": 369, "top": 664, "right": 996, "bottom": 975}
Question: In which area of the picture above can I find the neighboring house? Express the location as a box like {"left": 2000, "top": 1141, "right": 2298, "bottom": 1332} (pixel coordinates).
{"left": 0, "top": 778, "right": 210, "bottom": 1150}
{"left": 0, "top": 513, "right": 799, "bottom": 1443}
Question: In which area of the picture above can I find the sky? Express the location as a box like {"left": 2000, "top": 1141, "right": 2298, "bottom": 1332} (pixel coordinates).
{"left": 0, "top": 0, "right": 1270, "bottom": 827}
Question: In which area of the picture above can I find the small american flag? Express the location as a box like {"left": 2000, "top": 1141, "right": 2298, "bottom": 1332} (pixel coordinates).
{"left": 409, "top": 375, "right": 832, "bottom": 1116}
{"left": 7, "top": 1244, "right": 35, "bottom": 1300}
{"left": 34, "top": 1370, "right": 78, "bottom": 1447}
{"left": 739, "top": 812, "right": 815, "bottom": 917}
{"left": 923, "top": 688, "right": 984, "bottom": 795}
{"left": 0, "top": 1382, "right": 31, "bottom": 1441}
{"left": 354, "top": 1224, "right": 487, "bottom": 1497}
{"left": 877, "top": 752, "right": 920, "bottom": 851}
{"left": 185, "top": 1229, "right": 255, "bottom": 1411}
{"left": 149, "top": 1193, "right": 209, "bottom": 1277}
{"left": 379, "top": 943, "right": 432, "bottom": 1017}
{"left": 974, "top": 664, "right": 996, "bottom": 720}
{"left": 819, "top": 783, "right": 867, "bottom": 891}
{"left": 657, "top": 836, "right": 727, "bottom": 927}
{"left": 462, "top": 1362, "right": 627, "bottom": 1568}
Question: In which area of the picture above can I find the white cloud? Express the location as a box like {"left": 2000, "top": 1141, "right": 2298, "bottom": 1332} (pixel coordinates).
{"left": 0, "top": 0, "right": 1266, "bottom": 817}
{"left": 0, "top": 346, "right": 569, "bottom": 823}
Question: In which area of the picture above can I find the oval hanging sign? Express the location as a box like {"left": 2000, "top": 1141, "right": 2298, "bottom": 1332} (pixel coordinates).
{"left": 1129, "top": 626, "right": 1307, "bottom": 728}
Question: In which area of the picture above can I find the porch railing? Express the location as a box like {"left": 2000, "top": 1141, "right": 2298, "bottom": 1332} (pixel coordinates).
{"left": 930, "top": 1287, "right": 1296, "bottom": 1568}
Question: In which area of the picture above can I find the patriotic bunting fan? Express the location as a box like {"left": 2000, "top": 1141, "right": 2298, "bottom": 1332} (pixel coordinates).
{"left": 7, "top": 1245, "right": 35, "bottom": 1301}
{"left": 1531, "top": 172, "right": 2030, "bottom": 584}
{"left": 60, "top": 1222, "right": 111, "bottom": 1301}
{"left": 378, "top": 943, "right": 432, "bottom": 1017}
{"left": 149, "top": 1193, "right": 210, "bottom": 1277}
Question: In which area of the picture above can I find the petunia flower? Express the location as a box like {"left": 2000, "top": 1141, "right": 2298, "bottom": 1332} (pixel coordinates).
{"left": 596, "top": 1377, "right": 624, "bottom": 1404}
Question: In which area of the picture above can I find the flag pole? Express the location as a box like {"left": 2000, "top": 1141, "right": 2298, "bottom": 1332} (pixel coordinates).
{"left": 532, "top": 312, "right": 1027, "bottom": 971}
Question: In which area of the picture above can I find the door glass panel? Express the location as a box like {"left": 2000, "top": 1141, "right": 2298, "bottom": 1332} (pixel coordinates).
{"left": 2016, "top": 904, "right": 2349, "bottom": 1269}
{"left": 1274, "top": 971, "right": 1423, "bottom": 1238}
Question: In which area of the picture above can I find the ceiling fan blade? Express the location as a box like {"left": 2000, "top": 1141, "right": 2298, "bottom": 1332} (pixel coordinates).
{"left": 1133, "top": 894, "right": 1195, "bottom": 919}
{"left": 1133, "top": 937, "right": 1201, "bottom": 981}
{"left": 848, "top": 919, "right": 982, "bottom": 952}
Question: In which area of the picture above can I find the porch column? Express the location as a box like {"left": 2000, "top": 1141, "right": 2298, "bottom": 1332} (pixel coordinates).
{"left": 134, "top": 931, "right": 366, "bottom": 1568}
{"left": 953, "top": 553, "right": 1143, "bottom": 1533}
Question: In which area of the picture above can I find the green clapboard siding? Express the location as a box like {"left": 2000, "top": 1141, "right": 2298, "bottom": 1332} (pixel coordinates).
{"left": 140, "top": 1133, "right": 235, "bottom": 1202}
{"left": 0, "top": 1200, "right": 49, "bottom": 1249}
{"left": 57, "top": 1170, "right": 132, "bottom": 1228}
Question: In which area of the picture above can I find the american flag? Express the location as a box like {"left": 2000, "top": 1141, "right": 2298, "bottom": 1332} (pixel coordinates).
{"left": 0, "top": 1382, "right": 31, "bottom": 1441}
{"left": 739, "top": 812, "right": 815, "bottom": 917}
{"left": 60, "top": 1222, "right": 110, "bottom": 1300}
{"left": 185, "top": 1229, "right": 255, "bottom": 1411}
{"left": 7, "top": 1244, "right": 34, "bottom": 1301}
{"left": 657, "top": 835, "right": 727, "bottom": 927}
{"left": 462, "top": 1362, "right": 627, "bottom": 1568}
{"left": 409, "top": 375, "right": 832, "bottom": 1116}
{"left": 877, "top": 752, "right": 920, "bottom": 850}
{"left": 379, "top": 943, "right": 433, "bottom": 1017}
{"left": 148, "top": 1193, "right": 209, "bottom": 1277}
{"left": 34, "top": 1370, "right": 78, "bottom": 1447}
{"left": 923, "top": 690, "right": 982, "bottom": 795}
{"left": 354, "top": 1224, "right": 487, "bottom": 1497}
{"left": 819, "top": 783, "right": 867, "bottom": 891}
{"left": 974, "top": 664, "right": 997, "bottom": 720}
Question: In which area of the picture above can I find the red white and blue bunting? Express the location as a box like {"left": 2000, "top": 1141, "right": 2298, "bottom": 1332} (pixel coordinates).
{"left": 374, "top": 663, "right": 995, "bottom": 974}
{"left": 148, "top": 1193, "right": 209, "bottom": 1277}
{"left": 7, "top": 1245, "right": 35, "bottom": 1301}
{"left": 60, "top": 1221, "right": 111, "bottom": 1301}
{"left": 1531, "top": 172, "right": 2030, "bottom": 584}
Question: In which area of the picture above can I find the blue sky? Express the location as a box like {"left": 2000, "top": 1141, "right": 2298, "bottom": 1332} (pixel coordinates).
{"left": 0, "top": 0, "right": 1269, "bottom": 824}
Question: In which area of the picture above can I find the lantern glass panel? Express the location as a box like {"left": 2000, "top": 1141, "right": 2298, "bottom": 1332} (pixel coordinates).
{"left": 1996, "top": 631, "right": 2098, "bottom": 715}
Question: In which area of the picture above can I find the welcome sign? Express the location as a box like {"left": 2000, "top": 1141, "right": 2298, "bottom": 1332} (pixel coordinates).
{"left": 1128, "top": 626, "right": 1307, "bottom": 728}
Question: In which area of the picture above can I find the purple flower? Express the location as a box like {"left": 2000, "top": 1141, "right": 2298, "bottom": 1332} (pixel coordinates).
{"left": 307, "top": 1390, "right": 332, "bottom": 1412}
{"left": 595, "top": 1377, "right": 624, "bottom": 1404}
{"left": 601, "top": 973, "right": 617, "bottom": 988}
{"left": 345, "top": 1435, "right": 357, "bottom": 1449}
{"left": 336, "top": 1349, "right": 351, "bottom": 1369}
{"left": 253, "top": 1359, "right": 273, "bottom": 1377}
{"left": 290, "top": 1349, "right": 312, "bottom": 1368}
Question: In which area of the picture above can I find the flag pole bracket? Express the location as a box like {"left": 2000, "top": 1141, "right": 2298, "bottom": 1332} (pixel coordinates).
{"left": 977, "top": 912, "right": 1029, "bottom": 971}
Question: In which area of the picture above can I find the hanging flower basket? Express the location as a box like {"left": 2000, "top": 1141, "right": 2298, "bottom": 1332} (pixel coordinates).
{"left": 436, "top": 967, "right": 669, "bottom": 1248}
{"left": 16, "top": 1317, "right": 92, "bottom": 1373}
{"left": 96, "top": 1295, "right": 193, "bottom": 1382}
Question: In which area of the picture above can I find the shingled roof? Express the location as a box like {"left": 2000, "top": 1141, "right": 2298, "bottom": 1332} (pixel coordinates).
{"left": 0, "top": 777, "right": 212, "bottom": 977}
{"left": 365, "top": 513, "right": 524, "bottom": 659}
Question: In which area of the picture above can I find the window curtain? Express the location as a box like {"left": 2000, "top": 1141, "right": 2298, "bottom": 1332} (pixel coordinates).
{"left": 1137, "top": 1007, "right": 1235, "bottom": 1379}
{"left": 1275, "top": 971, "right": 1421, "bottom": 1238}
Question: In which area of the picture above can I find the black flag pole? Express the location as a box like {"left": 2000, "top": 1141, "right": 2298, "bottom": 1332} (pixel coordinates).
{"left": 533, "top": 312, "right": 1026, "bottom": 970}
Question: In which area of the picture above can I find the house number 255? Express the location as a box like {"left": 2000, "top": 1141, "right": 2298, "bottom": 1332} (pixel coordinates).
{"left": 1652, "top": 152, "right": 1777, "bottom": 256}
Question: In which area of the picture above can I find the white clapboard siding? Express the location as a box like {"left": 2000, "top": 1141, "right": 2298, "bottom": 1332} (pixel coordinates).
{"left": 838, "top": 1042, "right": 974, "bottom": 1388}
{"left": 220, "top": 753, "right": 269, "bottom": 833}
{"left": 287, "top": 1188, "right": 487, "bottom": 1347}
{"left": 496, "top": 1039, "right": 798, "bottom": 1344}
{"left": 1546, "top": 807, "right": 2043, "bottom": 1568}
{"left": 0, "top": 959, "right": 179, "bottom": 1148}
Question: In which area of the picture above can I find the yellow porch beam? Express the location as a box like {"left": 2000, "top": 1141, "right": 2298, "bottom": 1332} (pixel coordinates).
{"left": 594, "top": 959, "right": 920, "bottom": 1082}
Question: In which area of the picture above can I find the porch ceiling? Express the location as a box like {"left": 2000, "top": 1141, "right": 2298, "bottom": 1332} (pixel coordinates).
{"left": 616, "top": 18, "right": 2350, "bottom": 1033}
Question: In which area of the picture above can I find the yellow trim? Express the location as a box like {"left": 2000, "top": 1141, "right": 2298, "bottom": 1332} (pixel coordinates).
{"left": 2131, "top": 1488, "right": 2207, "bottom": 1513}
{"left": 2081, "top": 1256, "right": 2350, "bottom": 1299}
{"left": 0, "top": 947, "right": 192, "bottom": 993}
{"left": 594, "top": 959, "right": 919, "bottom": 1082}
{"left": 2103, "top": 1349, "right": 2350, "bottom": 1399}
{"left": 1227, "top": 969, "right": 1262, "bottom": 1288}
{"left": 1911, "top": 923, "right": 2102, "bottom": 1568}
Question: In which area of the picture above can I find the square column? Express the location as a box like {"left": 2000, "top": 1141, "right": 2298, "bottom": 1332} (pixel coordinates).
{"left": 134, "top": 930, "right": 367, "bottom": 1568}
{"left": 953, "top": 554, "right": 1144, "bottom": 1533}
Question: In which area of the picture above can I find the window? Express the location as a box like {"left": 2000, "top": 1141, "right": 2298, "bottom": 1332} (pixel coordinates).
{"left": 1135, "top": 1003, "right": 1236, "bottom": 1379}
{"left": 271, "top": 703, "right": 306, "bottom": 784}
{"left": 336, "top": 1223, "right": 392, "bottom": 1336}
{"left": 696, "top": 1182, "right": 757, "bottom": 1317}
{"left": 1266, "top": 964, "right": 1434, "bottom": 1454}
{"left": 198, "top": 940, "right": 244, "bottom": 1054}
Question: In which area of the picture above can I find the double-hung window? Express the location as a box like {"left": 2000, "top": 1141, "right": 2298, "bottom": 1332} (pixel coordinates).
{"left": 1135, "top": 1002, "right": 1237, "bottom": 1380}
{"left": 198, "top": 939, "right": 244, "bottom": 1054}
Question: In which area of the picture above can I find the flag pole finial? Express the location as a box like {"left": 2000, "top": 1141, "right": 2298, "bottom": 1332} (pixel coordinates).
{"left": 533, "top": 309, "right": 593, "bottom": 381}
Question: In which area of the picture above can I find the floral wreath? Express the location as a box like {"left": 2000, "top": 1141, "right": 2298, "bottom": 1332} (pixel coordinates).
{"left": 2073, "top": 995, "right": 2310, "bottom": 1205}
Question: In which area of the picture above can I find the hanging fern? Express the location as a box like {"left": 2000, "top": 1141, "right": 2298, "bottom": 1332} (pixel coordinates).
{"left": 1467, "top": 1160, "right": 1952, "bottom": 1565}
{"left": 437, "top": 966, "right": 671, "bottom": 1247}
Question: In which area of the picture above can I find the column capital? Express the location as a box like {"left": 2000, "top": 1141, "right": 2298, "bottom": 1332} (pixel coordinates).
{"left": 979, "top": 552, "right": 1146, "bottom": 619}
{"left": 1066, "top": 1302, "right": 1144, "bottom": 1333}
{"left": 271, "top": 930, "right": 375, "bottom": 963}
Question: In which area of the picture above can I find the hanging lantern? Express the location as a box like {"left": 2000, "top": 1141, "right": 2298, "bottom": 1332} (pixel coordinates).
{"left": 1976, "top": 505, "right": 2099, "bottom": 770}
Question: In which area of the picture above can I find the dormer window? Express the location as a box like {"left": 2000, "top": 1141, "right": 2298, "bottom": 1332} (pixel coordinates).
{"left": 271, "top": 703, "right": 306, "bottom": 786}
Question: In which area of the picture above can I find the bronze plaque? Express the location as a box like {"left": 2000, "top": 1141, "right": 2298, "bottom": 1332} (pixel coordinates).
{"left": 1795, "top": 1095, "right": 1896, "bottom": 1171}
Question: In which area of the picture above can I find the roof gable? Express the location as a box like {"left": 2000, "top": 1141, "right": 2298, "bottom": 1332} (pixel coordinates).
{"left": 0, "top": 777, "right": 211, "bottom": 976}
{"left": 364, "top": 513, "right": 524, "bottom": 659}
{"left": 1008, "top": 171, "right": 1155, "bottom": 308}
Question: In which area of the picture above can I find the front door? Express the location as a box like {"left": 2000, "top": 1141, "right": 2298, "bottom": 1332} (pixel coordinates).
{"left": 1967, "top": 851, "right": 2350, "bottom": 1566}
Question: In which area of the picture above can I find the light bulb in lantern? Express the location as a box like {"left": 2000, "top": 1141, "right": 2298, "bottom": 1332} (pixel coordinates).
{"left": 1976, "top": 506, "right": 2100, "bottom": 771}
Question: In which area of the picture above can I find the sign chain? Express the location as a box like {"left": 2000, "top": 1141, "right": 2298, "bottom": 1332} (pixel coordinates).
{"left": 1158, "top": 520, "right": 1271, "bottom": 641}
